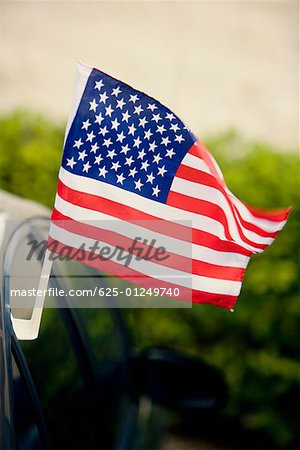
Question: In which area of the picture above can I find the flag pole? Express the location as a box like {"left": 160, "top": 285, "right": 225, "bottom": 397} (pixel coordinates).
{"left": 11, "top": 249, "right": 52, "bottom": 340}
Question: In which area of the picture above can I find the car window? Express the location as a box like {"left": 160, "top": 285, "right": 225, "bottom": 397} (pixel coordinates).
{"left": 20, "top": 300, "right": 137, "bottom": 450}
{"left": 20, "top": 307, "right": 101, "bottom": 449}
{"left": 4, "top": 219, "right": 139, "bottom": 449}
{"left": 12, "top": 352, "right": 44, "bottom": 450}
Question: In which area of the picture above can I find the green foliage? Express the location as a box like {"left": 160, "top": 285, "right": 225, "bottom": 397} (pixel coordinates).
{"left": 0, "top": 110, "right": 64, "bottom": 207}
{"left": 1, "top": 112, "right": 299, "bottom": 448}
{"left": 125, "top": 133, "right": 300, "bottom": 448}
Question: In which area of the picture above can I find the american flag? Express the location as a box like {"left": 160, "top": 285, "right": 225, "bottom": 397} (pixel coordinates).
{"left": 50, "top": 63, "right": 290, "bottom": 309}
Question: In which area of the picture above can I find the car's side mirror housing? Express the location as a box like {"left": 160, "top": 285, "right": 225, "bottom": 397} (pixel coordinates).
{"left": 129, "top": 347, "right": 227, "bottom": 414}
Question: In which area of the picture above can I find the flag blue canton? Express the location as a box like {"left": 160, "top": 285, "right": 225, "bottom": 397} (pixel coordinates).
{"left": 62, "top": 68, "right": 196, "bottom": 203}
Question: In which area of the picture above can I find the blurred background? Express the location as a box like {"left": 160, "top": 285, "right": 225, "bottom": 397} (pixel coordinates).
{"left": 0, "top": 1, "right": 299, "bottom": 449}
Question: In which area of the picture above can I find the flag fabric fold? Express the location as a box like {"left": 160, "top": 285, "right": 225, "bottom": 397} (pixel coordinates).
{"left": 50, "top": 62, "right": 290, "bottom": 309}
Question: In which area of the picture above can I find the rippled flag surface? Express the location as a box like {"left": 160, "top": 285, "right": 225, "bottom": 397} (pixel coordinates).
{"left": 50, "top": 62, "right": 290, "bottom": 309}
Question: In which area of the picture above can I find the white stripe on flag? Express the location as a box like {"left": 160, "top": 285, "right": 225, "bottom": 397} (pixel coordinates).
{"left": 54, "top": 194, "right": 250, "bottom": 268}
{"left": 170, "top": 176, "right": 274, "bottom": 245}
{"left": 49, "top": 222, "right": 242, "bottom": 296}
{"left": 59, "top": 167, "right": 260, "bottom": 252}
{"left": 182, "top": 152, "right": 286, "bottom": 233}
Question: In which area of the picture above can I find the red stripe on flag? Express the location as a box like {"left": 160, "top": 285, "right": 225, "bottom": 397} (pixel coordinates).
{"left": 57, "top": 180, "right": 190, "bottom": 240}
{"left": 188, "top": 142, "right": 291, "bottom": 223}
{"left": 247, "top": 205, "right": 291, "bottom": 222}
{"left": 56, "top": 179, "right": 252, "bottom": 256}
{"left": 47, "top": 237, "right": 237, "bottom": 309}
{"left": 191, "top": 228, "right": 251, "bottom": 256}
{"left": 52, "top": 208, "right": 190, "bottom": 274}
{"left": 167, "top": 190, "right": 234, "bottom": 242}
{"left": 189, "top": 141, "right": 225, "bottom": 186}
{"left": 175, "top": 164, "right": 279, "bottom": 239}
{"left": 167, "top": 190, "right": 268, "bottom": 251}
{"left": 52, "top": 208, "right": 246, "bottom": 281}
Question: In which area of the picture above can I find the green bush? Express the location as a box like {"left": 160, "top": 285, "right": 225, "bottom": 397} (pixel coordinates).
{"left": 0, "top": 111, "right": 299, "bottom": 448}
{"left": 126, "top": 133, "right": 299, "bottom": 448}
{"left": 0, "top": 110, "right": 64, "bottom": 207}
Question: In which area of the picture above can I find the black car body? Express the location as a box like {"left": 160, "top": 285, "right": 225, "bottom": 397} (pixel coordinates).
{"left": 0, "top": 192, "right": 227, "bottom": 449}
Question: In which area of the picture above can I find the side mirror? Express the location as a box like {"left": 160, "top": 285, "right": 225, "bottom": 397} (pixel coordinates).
{"left": 130, "top": 347, "right": 227, "bottom": 414}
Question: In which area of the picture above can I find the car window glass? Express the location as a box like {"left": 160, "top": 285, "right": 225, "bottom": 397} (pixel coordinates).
{"left": 20, "top": 307, "right": 99, "bottom": 449}
{"left": 12, "top": 354, "right": 43, "bottom": 450}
